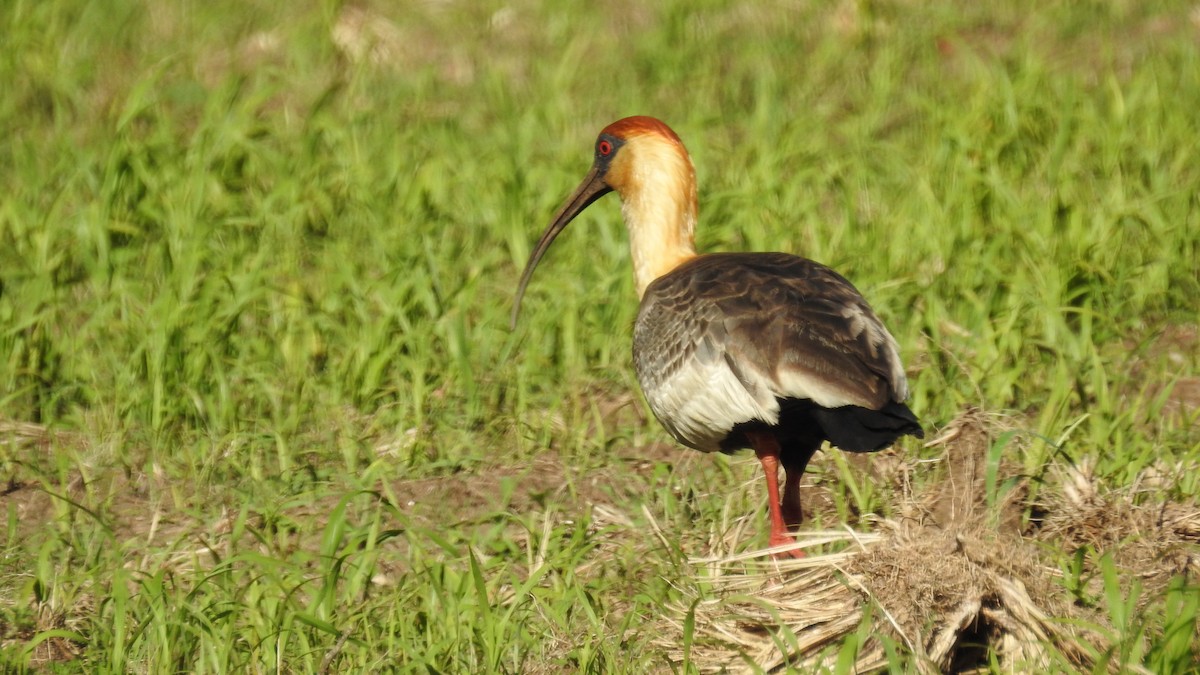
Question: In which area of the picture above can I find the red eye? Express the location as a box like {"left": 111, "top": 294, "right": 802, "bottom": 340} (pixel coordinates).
{"left": 598, "top": 140, "right": 613, "bottom": 156}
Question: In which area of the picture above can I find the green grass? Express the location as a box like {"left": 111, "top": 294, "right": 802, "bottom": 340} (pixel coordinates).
{"left": 2, "top": 0, "right": 1199, "bottom": 671}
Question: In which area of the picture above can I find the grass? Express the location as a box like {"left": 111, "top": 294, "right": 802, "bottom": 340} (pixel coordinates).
{"left": 2, "top": 0, "right": 1199, "bottom": 671}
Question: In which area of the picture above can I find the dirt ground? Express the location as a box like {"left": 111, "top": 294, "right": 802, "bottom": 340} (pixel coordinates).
{"left": 3, "top": 330, "right": 1198, "bottom": 671}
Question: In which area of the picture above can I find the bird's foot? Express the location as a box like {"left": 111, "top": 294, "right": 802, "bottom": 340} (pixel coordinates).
{"left": 768, "top": 533, "right": 806, "bottom": 559}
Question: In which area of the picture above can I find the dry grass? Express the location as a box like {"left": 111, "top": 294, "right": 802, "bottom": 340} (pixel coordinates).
{"left": 653, "top": 409, "right": 1200, "bottom": 673}
{"left": 11, "top": 408, "right": 1191, "bottom": 671}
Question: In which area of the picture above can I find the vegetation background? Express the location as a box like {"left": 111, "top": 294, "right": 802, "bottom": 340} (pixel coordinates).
{"left": 1, "top": 0, "right": 1198, "bottom": 671}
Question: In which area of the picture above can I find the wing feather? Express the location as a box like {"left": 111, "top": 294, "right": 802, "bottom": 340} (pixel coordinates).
{"left": 633, "top": 252, "right": 910, "bottom": 449}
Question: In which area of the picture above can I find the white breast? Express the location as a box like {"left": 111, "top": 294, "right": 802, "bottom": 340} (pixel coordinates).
{"left": 639, "top": 344, "right": 780, "bottom": 452}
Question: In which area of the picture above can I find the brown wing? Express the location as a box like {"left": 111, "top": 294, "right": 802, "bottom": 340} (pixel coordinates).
{"left": 634, "top": 252, "right": 910, "bottom": 421}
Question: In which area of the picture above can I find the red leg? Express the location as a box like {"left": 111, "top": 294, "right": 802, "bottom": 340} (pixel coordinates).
{"left": 747, "top": 432, "right": 805, "bottom": 559}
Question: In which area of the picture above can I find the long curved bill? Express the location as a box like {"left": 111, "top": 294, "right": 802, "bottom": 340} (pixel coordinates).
{"left": 510, "top": 164, "right": 612, "bottom": 329}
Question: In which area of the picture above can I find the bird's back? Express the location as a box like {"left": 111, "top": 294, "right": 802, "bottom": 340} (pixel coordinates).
{"left": 633, "top": 252, "right": 921, "bottom": 453}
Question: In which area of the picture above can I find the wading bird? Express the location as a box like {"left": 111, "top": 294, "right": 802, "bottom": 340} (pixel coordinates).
{"left": 512, "top": 116, "right": 922, "bottom": 558}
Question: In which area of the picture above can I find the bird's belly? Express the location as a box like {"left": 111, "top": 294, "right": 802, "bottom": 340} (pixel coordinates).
{"left": 639, "top": 356, "right": 781, "bottom": 453}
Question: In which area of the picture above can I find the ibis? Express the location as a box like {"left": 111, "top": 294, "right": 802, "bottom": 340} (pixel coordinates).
{"left": 512, "top": 116, "right": 922, "bottom": 558}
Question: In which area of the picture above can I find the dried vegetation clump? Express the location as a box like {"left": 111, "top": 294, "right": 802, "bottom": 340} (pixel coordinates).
{"left": 658, "top": 408, "right": 1200, "bottom": 672}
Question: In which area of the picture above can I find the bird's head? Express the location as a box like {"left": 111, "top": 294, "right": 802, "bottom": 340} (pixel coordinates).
{"left": 511, "top": 116, "right": 698, "bottom": 328}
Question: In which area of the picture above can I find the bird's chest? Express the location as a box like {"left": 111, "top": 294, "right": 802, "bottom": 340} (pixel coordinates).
{"left": 632, "top": 301, "right": 780, "bottom": 452}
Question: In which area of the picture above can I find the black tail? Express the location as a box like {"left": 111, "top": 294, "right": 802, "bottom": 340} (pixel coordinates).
{"left": 811, "top": 400, "right": 923, "bottom": 453}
